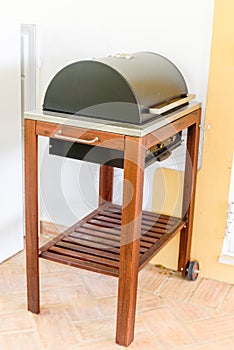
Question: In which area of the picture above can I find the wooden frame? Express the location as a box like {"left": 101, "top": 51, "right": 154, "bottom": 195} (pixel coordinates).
{"left": 24, "top": 108, "right": 201, "bottom": 346}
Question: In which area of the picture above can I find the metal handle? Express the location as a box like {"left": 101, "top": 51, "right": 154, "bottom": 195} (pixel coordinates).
{"left": 53, "top": 130, "right": 99, "bottom": 144}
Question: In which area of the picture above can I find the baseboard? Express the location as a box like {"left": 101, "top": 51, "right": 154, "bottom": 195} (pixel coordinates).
{"left": 219, "top": 254, "right": 234, "bottom": 266}
{"left": 40, "top": 220, "right": 68, "bottom": 236}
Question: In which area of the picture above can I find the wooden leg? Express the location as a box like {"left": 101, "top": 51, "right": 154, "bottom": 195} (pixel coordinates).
{"left": 178, "top": 113, "right": 201, "bottom": 275}
{"left": 99, "top": 164, "right": 114, "bottom": 205}
{"left": 24, "top": 119, "right": 40, "bottom": 313}
{"left": 116, "top": 137, "right": 145, "bottom": 347}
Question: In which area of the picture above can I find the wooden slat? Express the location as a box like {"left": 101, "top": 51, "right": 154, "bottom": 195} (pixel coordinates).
{"left": 71, "top": 229, "right": 152, "bottom": 249}
{"left": 95, "top": 213, "right": 174, "bottom": 230}
{"left": 63, "top": 236, "right": 148, "bottom": 255}
{"left": 70, "top": 231, "right": 120, "bottom": 248}
{"left": 82, "top": 222, "right": 120, "bottom": 235}
{"left": 141, "top": 231, "right": 163, "bottom": 240}
{"left": 76, "top": 224, "right": 158, "bottom": 245}
{"left": 58, "top": 240, "right": 120, "bottom": 261}
{"left": 50, "top": 245, "right": 119, "bottom": 268}
{"left": 65, "top": 235, "right": 121, "bottom": 253}
{"left": 39, "top": 204, "right": 111, "bottom": 254}
{"left": 94, "top": 215, "right": 121, "bottom": 225}
{"left": 39, "top": 200, "right": 185, "bottom": 282}
{"left": 142, "top": 210, "right": 179, "bottom": 223}
{"left": 63, "top": 235, "right": 119, "bottom": 250}
{"left": 76, "top": 225, "right": 120, "bottom": 243}
{"left": 141, "top": 223, "right": 169, "bottom": 234}
{"left": 142, "top": 213, "right": 178, "bottom": 225}
{"left": 75, "top": 224, "right": 120, "bottom": 238}
{"left": 40, "top": 251, "right": 118, "bottom": 277}
{"left": 87, "top": 218, "right": 120, "bottom": 229}
{"left": 106, "top": 202, "right": 178, "bottom": 220}
{"left": 82, "top": 221, "right": 165, "bottom": 241}
{"left": 139, "top": 220, "right": 186, "bottom": 270}
{"left": 88, "top": 215, "right": 166, "bottom": 240}
{"left": 88, "top": 213, "right": 175, "bottom": 232}
{"left": 102, "top": 206, "right": 179, "bottom": 225}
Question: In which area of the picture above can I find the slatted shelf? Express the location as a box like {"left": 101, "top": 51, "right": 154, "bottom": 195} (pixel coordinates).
{"left": 39, "top": 202, "right": 186, "bottom": 277}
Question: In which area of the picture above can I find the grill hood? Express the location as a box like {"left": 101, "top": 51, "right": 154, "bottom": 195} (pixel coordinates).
{"left": 43, "top": 52, "right": 188, "bottom": 125}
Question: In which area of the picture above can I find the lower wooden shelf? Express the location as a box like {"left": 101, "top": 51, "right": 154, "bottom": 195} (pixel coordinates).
{"left": 39, "top": 202, "right": 186, "bottom": 277}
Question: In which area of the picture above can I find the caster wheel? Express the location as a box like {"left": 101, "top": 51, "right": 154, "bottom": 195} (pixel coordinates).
{"left": 187, "top": 261, "right": 200, "bottom": 281}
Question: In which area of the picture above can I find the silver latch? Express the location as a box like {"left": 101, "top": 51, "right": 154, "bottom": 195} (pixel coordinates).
{"left": 112, "top": 53, "right": 134, "bottom": 59}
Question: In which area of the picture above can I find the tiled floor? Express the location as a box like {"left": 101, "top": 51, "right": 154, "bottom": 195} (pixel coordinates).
{"left": 0, "top": 233, "right": 234, "bottom": 350}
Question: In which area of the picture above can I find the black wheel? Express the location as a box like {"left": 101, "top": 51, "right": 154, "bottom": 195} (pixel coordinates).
{"left": 187, "top": 261, "right": 200, "bottom": 281}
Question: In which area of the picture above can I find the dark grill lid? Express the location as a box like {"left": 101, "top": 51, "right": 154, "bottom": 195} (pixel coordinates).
{"left": 43, "top": 52, "right": 188, "bottom": 125}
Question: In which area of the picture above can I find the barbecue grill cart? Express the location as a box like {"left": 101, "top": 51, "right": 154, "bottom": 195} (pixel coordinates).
{"left": 24, "top": 52, "right": 201, "bottom": 347}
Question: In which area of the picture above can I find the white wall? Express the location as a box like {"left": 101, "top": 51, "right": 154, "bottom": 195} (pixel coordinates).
{"left": 0, "top": 23, "right": 24, "bottom": 262}
{"left": 37, "top": 1, "right": 214, "bottom": 106}
{"left": 1, "top": 0, "right": 214, "bottom": 226}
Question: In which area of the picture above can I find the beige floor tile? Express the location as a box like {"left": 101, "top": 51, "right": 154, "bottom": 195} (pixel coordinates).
{"left": 82, "top": 274, "right": 118, "bottom": 299}
{"left": 159, "top": 275, "right": 199, "bottom": 301}
{"left": 97, "top": 291, "right": 164, "bottom": 317}
{"left": 4, "top": 250, "right": 26, "bottom": 275}
{"left": 76, "top": 340, "right": 121, "bottom": 350}
{"left": 96, "top": 297, "right": 117, "bottom": 317}
{"left": 1, "top": 237, "right": 234, "bottom": 350}
{"left": 57, "top": 285, "right": 101, "bottom": 321}
{"left": 40, "top": 289, "right": 61, "bottom": 307}
{"left": 0, "top": 331, "right": 42, "bottom": 350}
{"left": 138, "top": 264, "right": 169, "bottom": 293}
{"left": 0, "top": 311, "right": 34, "bottom": 332}
{"left": 166, "top": 299, "right": 222, "bottom": 323}
{"left": 187, "top": 314, "right": 234, "bottom": 342}
{"left": 127, "top": 331, "right": 162, "bottom": 350}
{"left": 33, "top": 305, "right": 80, "bottom": 349}
{"left": 0, "top": 264, "right": 26, "bottom": 294}
{"left": 0, "top": 293, "right": 27, "bottom": 314}
{"left": 136, "top": 291, "right": 164, "bottom": 312}
{"left": 182, "top": 338, "right": 234, "bottom": 350}
{"left": 219, "top": 286, "right": 234, "bottom": 314}
{"left": 40, "top": 259, "right": 76, "bottom": 274}
{"left": 39, "top": 234, "right": 51, "bottom": 245}
{"left": 77, "top": 339, "right": 122, "bottom": 350}
{"left": 77, "top": 330, "right": 161, "bottom": 350}
{"left": 75, "top": 316, "right": 116, "bottom": 342}
{"left": 136, "top": 307, "right": 194, "bottom": 349}
{"left": 189, "top": 278, "right": 231, "bottom": 308}
{"left": 40, "top": 270, "right": 82, "bottom": 290}
{"left": 0, "top": 289, "right": 60, "bottom": 315}
{"left": 39, "top": 259, "right": 51, "bottom": 274}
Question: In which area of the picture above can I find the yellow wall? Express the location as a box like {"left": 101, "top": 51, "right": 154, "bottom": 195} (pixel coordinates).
{"left": 151, "top": 0, "right": 234, "bottom": 284}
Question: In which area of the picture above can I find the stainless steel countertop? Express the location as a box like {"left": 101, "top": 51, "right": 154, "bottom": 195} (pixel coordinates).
{"left": 24, "top": 101, "right": 201, "bottom": 137}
